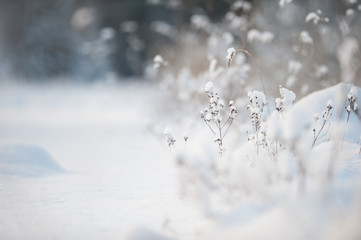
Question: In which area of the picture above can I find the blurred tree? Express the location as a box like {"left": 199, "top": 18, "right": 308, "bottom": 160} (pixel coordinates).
{"left": 0, "top": 0, "right": 77, "bottom": 80}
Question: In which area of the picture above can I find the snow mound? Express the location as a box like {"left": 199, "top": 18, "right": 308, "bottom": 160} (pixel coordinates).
{"left": 270, "top": 83, "right": 361, "bottom": 145}
{"left": 0, "top": 144, "right": 65, "bottom": 177}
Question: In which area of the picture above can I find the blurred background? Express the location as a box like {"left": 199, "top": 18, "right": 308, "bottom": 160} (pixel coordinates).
{"left": 0, "top": 0, "right": 359, "bottom": 91}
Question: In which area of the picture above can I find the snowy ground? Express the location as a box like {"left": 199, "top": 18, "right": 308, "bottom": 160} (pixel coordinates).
{"left": 0, "top": 81, "right": 200, "bottom": 239}
{"left": 1, "top": 81, "right": 361, "bottom": 240}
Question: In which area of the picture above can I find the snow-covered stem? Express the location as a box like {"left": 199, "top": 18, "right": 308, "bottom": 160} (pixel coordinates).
{"left": 342, "top": 87, "right": 358, "bottom": 147}
{"left": 201, "top": 82, "right": 237, "bottom": 156}
{"left": 312, "top": 101, "right": 333, "bottom": 148}
{"left": 247, "top": 90, "right": 268, "bottom": 156}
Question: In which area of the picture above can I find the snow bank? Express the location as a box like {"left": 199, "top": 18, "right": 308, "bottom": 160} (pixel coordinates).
{"left": 270, "top": 83, "right": 361, "bottom": 145}
{"left": 159, "top": 82, "right": 361, "bottom": 240}
{"left": 0, "top": 144, "right": 65, "bottom": 177}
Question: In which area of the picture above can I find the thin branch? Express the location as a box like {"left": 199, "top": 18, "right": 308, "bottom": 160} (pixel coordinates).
{"left": 222, "top": 119, "right": 234, "bottom": 138}
{"left": 204, "top": 120, "right": 216, "bottom": 135}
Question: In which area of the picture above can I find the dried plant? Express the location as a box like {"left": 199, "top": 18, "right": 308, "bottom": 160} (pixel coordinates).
{"left": 312, "top": 100, "right": 333, "bottom": 148}
{"left": 200, "top": 82, "right": 237, "bottom": 155}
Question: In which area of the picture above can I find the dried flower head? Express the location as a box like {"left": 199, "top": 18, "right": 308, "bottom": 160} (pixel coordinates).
{"left": 226, "top": 47, "right": 237, "bottom": 67}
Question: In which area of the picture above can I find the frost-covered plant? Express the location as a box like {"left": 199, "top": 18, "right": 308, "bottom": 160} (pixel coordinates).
{"left": 201, "top": 82, "right": 237, "bottom": 155}
{"left": 312, "top": 100, "right": 333, "bottom": 148}
{"left": 275, "top": 86, "right": 296, "bottom": 115}
{"left": 246, "top": 90, "right": 267, "bottom": 155}
{"left": 247, "top": 90, "right": 267, "bottom": 132}
{"left": 153, "top": 2, "right": 361, "bottom": 238}
{"left": 164, "top": 127, "right": 176, "bottom": 148}
{"left": 342, "top": 87, "right": 358, "bottom": 145}
{"left": 346, "top": 86, "right": 358, "bottom": 122}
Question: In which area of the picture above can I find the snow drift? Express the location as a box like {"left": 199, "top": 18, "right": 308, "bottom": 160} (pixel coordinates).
{"left": 0, "top": 144, "right": 65, "bottom": 177}
{"left": 153, "top": 82, "right": 361, "bottom": 240}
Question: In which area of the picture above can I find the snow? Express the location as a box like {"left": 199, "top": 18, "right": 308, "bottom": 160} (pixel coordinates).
{"left": 204, "top": 81, "right": 214, "bottom": 96}
{"left": 279, "top": 0, "right": 292, "bottom": 7}
{"left": 0, "top": 144, "right": 65, "bottom": 177}
{"left": 190, "top": 14, "right": 210, "bottom": 30}
{"left": 305, "top": 12, "right": 320, "bottom": 24}
{"left": 226, "top": 48, "right": 236, "bottom": 65}
{"left": 268, "top": 83, "right": 361, "bottom": 144}
{"left": 247, "top": 29, "right": 274, "bottom": 43}
{"left": 275, "top": 87, "right": 296, "bottom": 113}
{"left": 0, "top": 81, "right": 201, "bottom": 239}
{"left": 153, "top": 55, "right": 168, "bottom": 69}
{"left": 172, "top": 83, "right": 361, "bottom": 240}
{"left": 1, "top": 81, "right": 361, "bottom": 240}
{"left": 288, "top": 61, "right": 302, "bottom": 75}
{"left": 231, "top": 1, "right": 252, "bottom": 12}
{"left": 164, "top": 127, "right": 176, "bottom": 147}
{"left": 346, "top": 8, "right": 355, "bottom": 16}
{"left": 299, "top": 31, "right": 313, "bottom": 44}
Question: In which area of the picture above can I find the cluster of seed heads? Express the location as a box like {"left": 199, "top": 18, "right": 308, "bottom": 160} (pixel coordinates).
{"left": 312, "top": 100, "right": 333, "bottom": 148}
{"left": 346, "top": 87, "right": 358, "bottom": 115}
{"left": 247, "top": 90, "right": 267, "bottom": 132}
{"left": 201, "top": 82, "right": 237, "bottom": 155}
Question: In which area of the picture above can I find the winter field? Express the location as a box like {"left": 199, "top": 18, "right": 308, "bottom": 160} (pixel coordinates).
{"left": 0, "top": 81, "right": 204, "bottom": 239}
{"left": 0, "top": 80, "right": 361, "bottom": 240}
{"left": 1, "top": 1, "right": 361, "bottom": 240}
